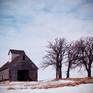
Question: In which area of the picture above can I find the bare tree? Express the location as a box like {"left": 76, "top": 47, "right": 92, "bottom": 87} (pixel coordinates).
{"left": 70, "top": 37, "right": 93, "bottom": 77}
{"left": 42, "top": 38, "right": 66, "bottom": 79}
{"left": 84, "top": 37, "right": 93, "bottom": 77}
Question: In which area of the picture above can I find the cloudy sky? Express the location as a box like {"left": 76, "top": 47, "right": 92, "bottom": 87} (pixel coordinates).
{"left": 0, "top": 0, "right": 93, "bottom": 80}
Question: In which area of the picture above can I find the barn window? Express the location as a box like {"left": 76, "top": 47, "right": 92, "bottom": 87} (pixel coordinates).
{"left": 23, "top": 55, "right": 25, "bottom": 60}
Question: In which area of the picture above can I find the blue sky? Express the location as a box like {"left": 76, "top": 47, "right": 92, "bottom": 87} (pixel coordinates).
{"left": 0, "top": 0, "right": 93, "bottom": 80}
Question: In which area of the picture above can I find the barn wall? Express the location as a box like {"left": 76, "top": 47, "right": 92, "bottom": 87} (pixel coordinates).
{"left": 10, "top": 63, "right": 38, "bottom": 81}
{"left": 10, "top": 69, "right": 17, "bottom": 81}
{"left": 29, "top": 70, "right": 38, "bottom": 81}
{"left": 11, "top": 53, "right": 20, "bottom": 62}
{"left": 5, "top": 55, "right": 38, "bottom": 81}
{"left": 0, "top": 69, "right": 9, "bottom": 81}
{"left": 9, "top": 52, "right": 21, "bottom": 62}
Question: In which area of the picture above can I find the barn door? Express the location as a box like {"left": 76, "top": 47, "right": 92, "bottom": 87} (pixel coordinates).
{"left": 17, "top": 70, "right": 29, "bottom": 81}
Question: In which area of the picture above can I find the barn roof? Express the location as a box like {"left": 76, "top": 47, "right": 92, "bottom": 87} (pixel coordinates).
{"left": 8, "top": 49, "right": 25, "bottom": 55}
{"left": 0, "top": 55, "right": 38, "bottom": 71}
{"left": 0, "top": 49, "right": 38, "bottom": 71}
{"left": 0, "top": 62, "right": 10, "bottom": 71}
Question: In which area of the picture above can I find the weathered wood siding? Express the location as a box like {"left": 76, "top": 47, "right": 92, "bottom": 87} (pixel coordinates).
{"left": 9, "top": 53, "right": 20, "bottom": 62}
{"left": 29, "top": 70, "right": 37, "bottom": 81}
{"left": 0, "top": 69, "right": 9, "bottom": 81}
{"left": 10, "top": 67, "right": 17, "bottom": 81}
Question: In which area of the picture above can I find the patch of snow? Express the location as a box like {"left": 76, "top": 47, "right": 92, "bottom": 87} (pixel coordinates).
{"left": 0, "top": 84, "right": 93, "bottom": 93}
{"left": 4, "top": 80, "right": 74, "bottom": 89}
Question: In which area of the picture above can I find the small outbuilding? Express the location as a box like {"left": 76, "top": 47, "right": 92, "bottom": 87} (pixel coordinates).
{"left": 0, "top": 49, "right": 38, "bottom": 81}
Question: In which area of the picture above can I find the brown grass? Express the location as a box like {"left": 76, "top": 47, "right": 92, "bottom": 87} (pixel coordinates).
{"left": 31, "top": 77, "right": 93, "bottom": 89}
{"left": 4, "top": 77, "right": 93, "bottom": 90}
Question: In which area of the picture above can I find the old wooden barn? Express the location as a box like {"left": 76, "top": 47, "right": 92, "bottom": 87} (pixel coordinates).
{"left": 0, "top": 49, "right": 38, "bottom": 81}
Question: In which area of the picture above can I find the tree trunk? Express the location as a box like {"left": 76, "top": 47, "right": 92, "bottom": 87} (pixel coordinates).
{"left": 59, "top": 64, "right": 62, "bottom": 79}
{"left": 66, "top": 61, "right": 71, "bottom": 78}
{"left": 87, "top": 68, "right": 91, "bottom": 77}
{"left": 56, "top": 66, "right": 59, "bottom": 79}
{"left": 56, "top": 62, "right": 62, "bottom": 79}
{"left": 67, "top": 67, "right": 70, "bottom": 78}
{"left": 87, "top": 61, "right": 92, "bottom": 77}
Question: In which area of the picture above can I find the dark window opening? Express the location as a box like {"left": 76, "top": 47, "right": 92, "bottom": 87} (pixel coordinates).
{"left": 17, "top": 70, "right": 29, "bottom": 81}
{"left": 23, "top": 55, "right": 25, "bottom": 60}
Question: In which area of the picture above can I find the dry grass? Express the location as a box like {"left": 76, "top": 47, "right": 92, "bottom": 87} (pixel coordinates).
{"left": 2, "top": 77, "right": 93, "bottom": 90}
{"left": 31, "top": 77, "right": 93, "bottom": 89}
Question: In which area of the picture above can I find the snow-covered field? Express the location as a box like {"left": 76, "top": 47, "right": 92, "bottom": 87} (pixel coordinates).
{"left": 0, "top": 80, "right": 93, "bottom": 93}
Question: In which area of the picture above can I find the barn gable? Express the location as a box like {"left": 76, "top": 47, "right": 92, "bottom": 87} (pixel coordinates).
{"left": 10, "top": 54, "right": 38, "bottom": 70}
{"left": 8, "top": 49, "right": 25, "bottom": 62}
